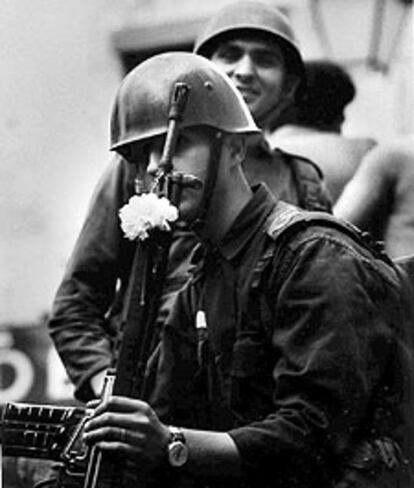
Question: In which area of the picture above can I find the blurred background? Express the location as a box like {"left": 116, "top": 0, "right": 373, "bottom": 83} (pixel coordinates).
{"left": 0, "top": 0, "right": 413, "bottom": 411}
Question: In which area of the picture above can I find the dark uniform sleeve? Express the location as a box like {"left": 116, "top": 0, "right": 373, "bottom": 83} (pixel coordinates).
{"left": 229, "top": 227, "right": 409, "bottom": 486}
{"left": 284, "top": 150, "right": 333, "bottom": 213}
{"left": 48, "top": 156, "right": 135, "bottom": 402}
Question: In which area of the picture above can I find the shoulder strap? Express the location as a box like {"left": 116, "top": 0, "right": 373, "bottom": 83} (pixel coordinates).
{"left": 266, "top": 200, "right": 391, "bottom": 264}
{"left": 250, "top": 201, "right": 391, "bottom": 291}
{"left": 248, "top": 201, "right": 392, "bottom": 339}
{"left": 288, "top": 154, "right": 333, "bottom": 213}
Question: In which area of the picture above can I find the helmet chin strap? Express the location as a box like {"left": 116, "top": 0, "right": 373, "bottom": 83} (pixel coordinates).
{"left": 190, "top": 131, "right": 224, "bottom": 234}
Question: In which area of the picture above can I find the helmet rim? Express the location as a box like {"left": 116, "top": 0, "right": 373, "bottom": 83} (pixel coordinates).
{"left": 110, "top": 52, "right": 260, "bottom": 152}
{"left": 193, "top": 1, "right": 304, "bottom": 80}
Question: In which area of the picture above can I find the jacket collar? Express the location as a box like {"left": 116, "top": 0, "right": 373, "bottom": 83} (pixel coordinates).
{"left": 217, "top": 184, "right": 277, "bottom": 261}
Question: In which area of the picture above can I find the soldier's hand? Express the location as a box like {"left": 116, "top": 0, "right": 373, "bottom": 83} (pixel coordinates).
{"left": 83, "top": 395, "right": 170, "bottom": 472}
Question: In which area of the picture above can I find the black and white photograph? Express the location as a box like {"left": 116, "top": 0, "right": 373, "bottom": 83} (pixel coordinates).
{"left": 1, "top": 1, "right": 414, "bottom": 487}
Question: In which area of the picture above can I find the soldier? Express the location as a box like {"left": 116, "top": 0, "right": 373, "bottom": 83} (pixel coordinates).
{"left": 48, "top": 5, "right": 331, "bottom": 402}
{"left": 194, "top": 0, "right": 331, "bottom": 209}
{"left": 194, "top": 0, "right": 302, "bottom": 136}
{"left": 76, "top": 52, "right": 414, "bottom": 488}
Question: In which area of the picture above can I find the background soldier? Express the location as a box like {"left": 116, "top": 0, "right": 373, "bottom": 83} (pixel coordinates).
{"left": 194, "top": 0, "right": 332, "bottom": 211}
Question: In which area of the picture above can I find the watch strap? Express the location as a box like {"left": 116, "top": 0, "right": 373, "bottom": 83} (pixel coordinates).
{"left": 167, "top": 425, "right": 188, "bottom": 468}
{"left": 169, "top": 425, "right": 186, "bottom": 443}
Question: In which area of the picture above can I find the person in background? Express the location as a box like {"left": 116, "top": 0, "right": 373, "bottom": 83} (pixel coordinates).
{"left": 335, "top": 137, "right": 414, "bottom": 259}
{"left": 48, "top": 0, "right": 331, "bottom": 405}
{"left": 273, "top": 60, "right": 376, "bottom": 202}
{"left": 75, "top": 52, "right": 414, "bottom": 488}
{"left": 194, "top": 0, "right": 332, "bottom": 210}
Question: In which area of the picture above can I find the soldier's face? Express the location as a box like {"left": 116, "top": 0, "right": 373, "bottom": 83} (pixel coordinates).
{"left": 134, "top": 127, "right": 213, "bottom": 222}
{"left": 211, "top": 36, "right": 288, "bottom": 124}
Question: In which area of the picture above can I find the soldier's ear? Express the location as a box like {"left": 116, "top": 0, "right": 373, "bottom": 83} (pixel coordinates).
{"left": 283, "top": 74, "right": 301, "bottom": 101}
{"left": 227, "top": 134, "right": 247, "bottom": 166}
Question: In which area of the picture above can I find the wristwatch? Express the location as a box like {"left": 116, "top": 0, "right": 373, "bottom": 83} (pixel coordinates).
{"left": 167, "top": 426, "right": 189, "bottom": 468}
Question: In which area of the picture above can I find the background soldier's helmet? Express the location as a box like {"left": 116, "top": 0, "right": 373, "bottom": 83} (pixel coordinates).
{"left": 193, "top": 0, "right": 304, "bottom": 81}
{"left": 110, "top": 52, "right": 259, "bottom": 154}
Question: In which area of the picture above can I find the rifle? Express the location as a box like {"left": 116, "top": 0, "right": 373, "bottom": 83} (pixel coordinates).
{"left": 1, "top": 82, "right": 191, "bottom": 488}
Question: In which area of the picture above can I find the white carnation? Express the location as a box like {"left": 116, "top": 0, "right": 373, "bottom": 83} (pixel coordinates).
{"left": 119, "top": 193, "right": 179, "bottom": 241}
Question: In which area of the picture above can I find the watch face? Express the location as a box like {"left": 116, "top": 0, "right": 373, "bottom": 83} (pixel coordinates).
{"left": 168, "top": 440, "right": 189, "bottom": 467}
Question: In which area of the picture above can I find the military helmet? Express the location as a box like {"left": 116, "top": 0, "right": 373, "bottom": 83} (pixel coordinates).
{"left": 110, "top": 52, "right": 259, "bottom": 153}
{"left": 193, "top": 0, "right": 304, "bottom": 80}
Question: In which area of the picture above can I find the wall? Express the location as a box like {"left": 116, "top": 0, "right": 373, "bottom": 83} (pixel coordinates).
{"left": 284, "top": 0, "right": 414, "bottom": 140}
{"left": 0, "top": 0, "right": 413, "bottom": 324}
{"left": 0, "top": 0, "right": 121, "bottom": 323}
{"left": 112, "top": 0, "right": 414, "bottom": 141}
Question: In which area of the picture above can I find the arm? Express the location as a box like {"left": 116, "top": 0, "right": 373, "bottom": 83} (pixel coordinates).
{"left": 228, "top": 229, "right": 403, "bottom": 485}
{"left": 83, "top": 397, "right": 242, "bottom": 479}
{"left": 82, "top": 278, "right": 243, "bottom": 481}
{"left": 334, "top": 144, "right": 397, "bottom": 234}
{"left": 48, "top": 156, "right": 136, "bottom": 402}
{"left": 289, "top": 154, "right": 333, "bottom": 213}
{"left": 82, "top": 276, "right": 244, "bottom": 482}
